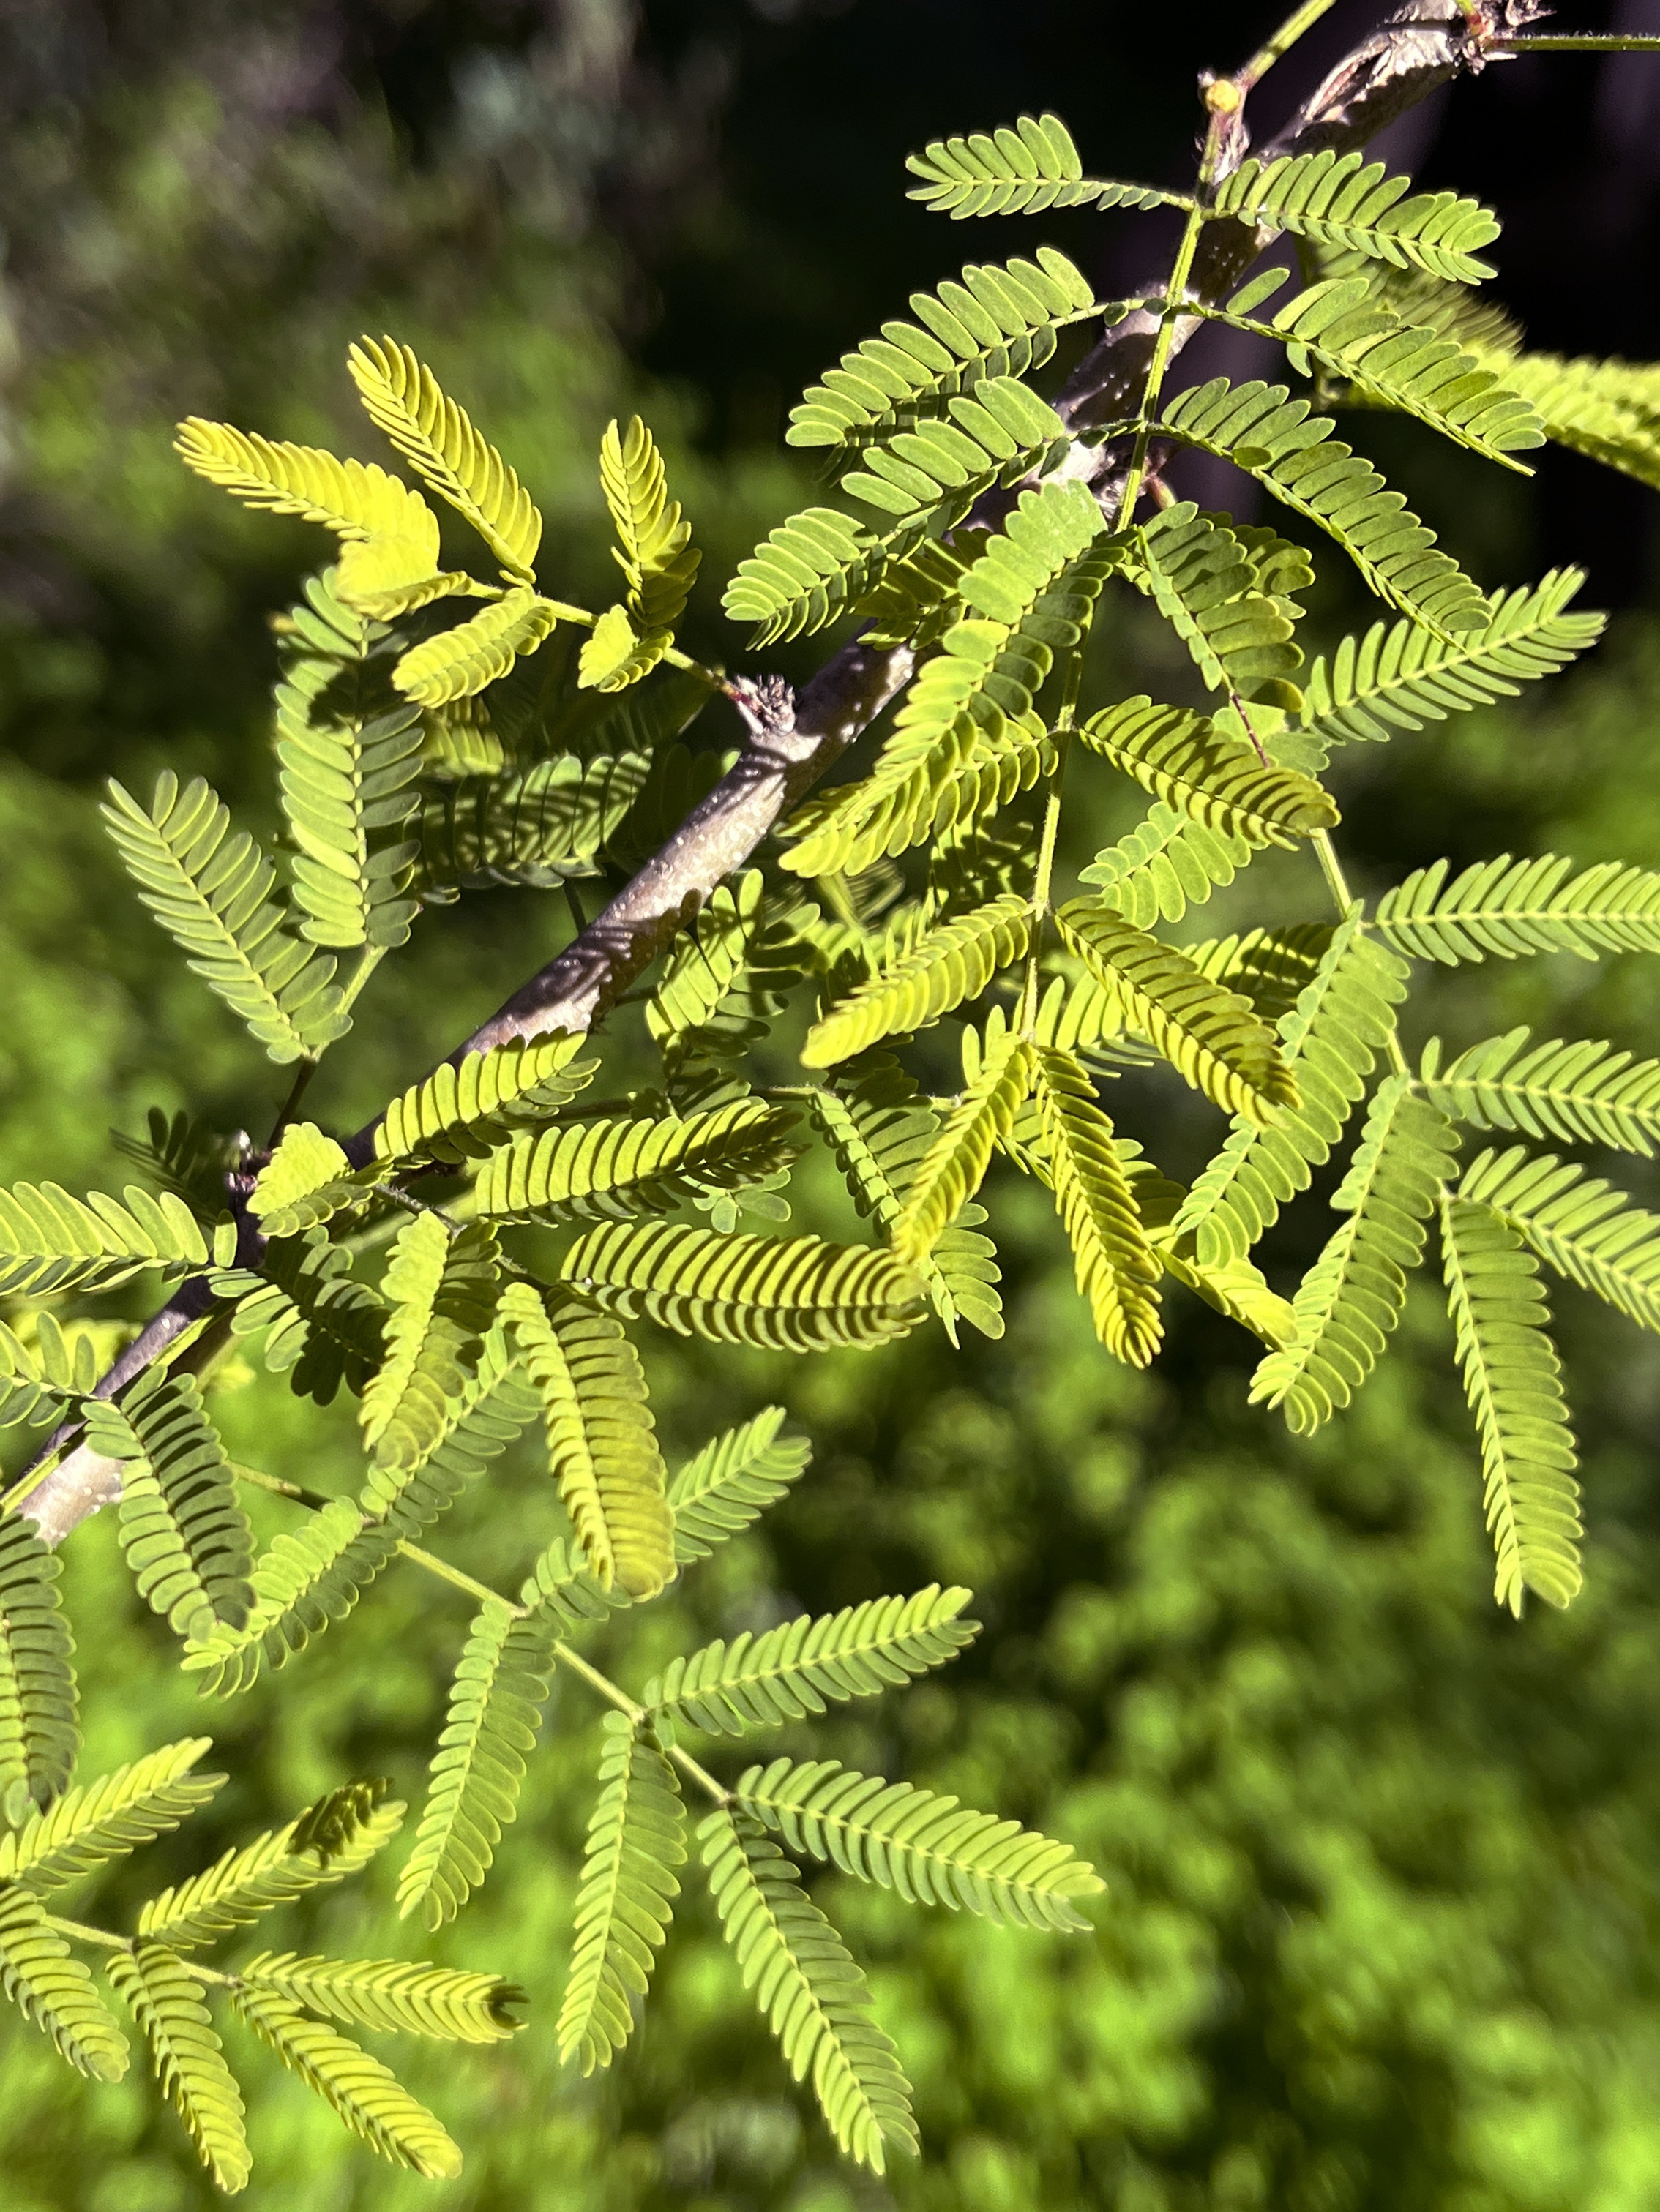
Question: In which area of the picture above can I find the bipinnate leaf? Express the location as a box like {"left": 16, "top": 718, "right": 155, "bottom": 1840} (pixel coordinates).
{"left": 393, "top": 587, "right": 561, "bottom": 708}
{"left": 1375, "top": 852, "right": 1660, "bottom": 963}
{"left": 348, "top": 335, "right": 543, "bottom": 580}
{"left": 0, "top": 1174, "right": 208, "bottom": 1300}
{"left": 737, "top": 1756, "right": 1105, "bottom": 1930}
{"left": 475, "top": 1101, "right": 799, "bottom": 1226}
{"left": 646, "top": 1584, "right": 976, "bottom": 1738}
{"left": 905, "top": 111, "right": 1176, "bottom": 218}
{"left": 108, "top": 1944, "right": 251, "bottom": 2192}
{"left": 1031, "top": 1044, "right": 1162, "bottom": 1366}
{"left": 1208, "top": 151, "right": 1500, "bottom": 283}
{"left": 1440, "top": 1193, "right": 1582, "bottom": 1616}
{"left": 499, "top": 1281, "right": 675, "bottom": 1600}
{"left": 360, "top": 1215, "right": 501, "bottom": 1473}
{"left": 0, "top": 1739, "right": 222, "bottom": 1894}
{"left": 668, "top": 1407, "right": 812, "bottom": 1564}
{"left": 699, "top": 1809, "right": 917, "bottom": 2172}
{"left": 1056, "top": 904, "right": 1297, "bottom": 1125}
{"left": 375, "top": 1030, "right": 592, "bottom": 1167}
{"left": 249, "top": 1123, "right": 359, "bottom": 1239}
{"left": 894, "top": 1030, "right": 1033, "bottom": 1263}
{"left": 0, "top": 1885, "right": 129, "bottom": 2080}
{"left": 236, "top": 1952, "right": 526, "bottom": 2044}
{"left": 1250, "top": 1075, "right": 1460, "bottom": 1432}
{"left": 560, "top": 1223, "right": 925, "bottom": 1354}
{"left": 139, "top": 1780, "right": 403, "bottom": 1950}
{"left": 558, "top": 1714, "right": 685, "bottom": 2072}
{"left": 229, "top": 1985, "right": 462, "bottom": 2178}
{"left": 397, "top": 1601, "right": 556, "bottom": 1929}
{"left": 1077, "top": 696, "right": 1336, "bottom": 849}
{"left": 0, "top": 1509, "right": 77, "bottom": 1826}
{"left": 802, "top": 894, "right": 1033, "bottom": 1068}
{"left": 1461, "top": 1143, "right": 1660, "bottom": 1336}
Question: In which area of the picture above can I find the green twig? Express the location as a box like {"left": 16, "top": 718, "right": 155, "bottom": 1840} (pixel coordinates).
{"left": 1234, "top": 0, "right": 1342, "bottom": 90}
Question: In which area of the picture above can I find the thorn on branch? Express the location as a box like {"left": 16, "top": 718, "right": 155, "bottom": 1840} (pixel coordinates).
{"left": 722, "top": 675, "right": 798, "bottom": 755}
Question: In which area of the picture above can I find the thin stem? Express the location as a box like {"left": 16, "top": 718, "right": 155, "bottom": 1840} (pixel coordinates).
{"left": 337, "top": 945, "right": 389, "bottom": 1021}
{"left": 549, "top": 1638, "right": 643, "bottom": 1722}
{"left": 1022, "top": 650, "right": 1085, "bottom": 1037}
{"left": 563, "top": 880, "right": 587, "bottom": 937}
{"left": 1495, "top": 31, "right": 1660, "bottom": 48}
{"left": 668, "top": 1744, "right": 733, "bottom": 1808}
{"left": 229, "top": 1460, "right": 335, "bottom": 1514}
{"left": 1235, "top": 0, "right": 1342, "bottom": 90}
{"left": 268, "top": 1059, "right": 319, "bottom": 1147}
{"left": 1312, "top": 831, "right": 1409, "bottom": 1076}
{"left": 45, "top": 1914, "right": 130, "bottom": 1953}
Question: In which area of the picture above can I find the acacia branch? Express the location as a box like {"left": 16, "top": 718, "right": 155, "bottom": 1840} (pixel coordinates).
{"left": 9, "top": 0, "right": 1522, "bottom": 1545}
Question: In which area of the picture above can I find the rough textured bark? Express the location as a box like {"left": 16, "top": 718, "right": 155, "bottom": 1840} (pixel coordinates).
{"left": 10, "top": 0, "right": 1525, "bottom": 1544}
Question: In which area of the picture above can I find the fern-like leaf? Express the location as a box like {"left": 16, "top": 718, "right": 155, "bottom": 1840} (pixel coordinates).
{"left": 108, "top": 1945, "right": 250, "bottom": 2192}
{"left": 0, "top": 1739, "right": 221, "bottom": 1894}
{"left": 1056, "top": 903, "right": 1297, "bottom": 1124}
{"left": 1469, "top": 348, "right": 1660, "bottom": 492}
{"left": 1078, "top": 694, "right": 1336, "bottom": 847}
{"left": 580, "top": 416, "right": 700, "bottom": 690}
{"left": 788, "top": 253, "right": 1102, "bottom": 451}
{"left": 646, "top": 1583, "right": 974, "bottom": 1737}
{"left": 1459, "top": 1144, "right": 1660, "bottom": 1337}
{"left": 375, "top": 1031, "right": 591, "bottom": 1166}
{"left": 699, "top": 1809, "right": 917, "bottom": 2172}
{"left": 414, "top": 751, "right": 654, "bottom": 899}
{"left": 476, "top": 1101, "right": 798, "bottom": 1226}
{"left": 1173, "top": 915, "right": 1409, "bottom": 1267}
{"left": 1250, "top": 1074, "right": 1460, "bottom": 1432}
{"left": 0, "top": 1177, "right": 206, "bottom": 1301}
{"left": 359, "top": 1215, "right": 500, "bottom": 1473}
{"left": 139, "top": 1780, "right": 403, "bottom": 1949}
{"left": 1080, "top": 803, "right": 1255, "bottom": 927}
{"left": 1438, "top": 1190, "right": 1582, "bottom": 1613}
{"left": 1209, "top": 151, "right": 1500, "bottom": 282}
{"left": 668, "top": 1407, "right": 812, "bottom": 1564}
{"left": 247, "top": 1122, "right": 382, "bottom": 1240}
{"left": 803, "top": 894, "right": 1033, "bottom": 1068}
{"left": 721, "top": 508, "right": 884, "bottom": 646}
{"left": 392, "top": 588, "right": 561, "bottom": 708}
{"left": 395, "top": 1600, "right": 556, "bottom": 1930}
{"left": 0, "top": 1511, "right": 77, "bottom": 1826}
{"left": 499, "top": 1281, "right": 674, "bottom": 1599}
{"left": 737, "top": 1755, "right": 1104, "bottom": 1931}
{"left": 236, "top": 1952, "right": 525, "bottom": 2044}
{"left": 893, "top": 1029, "right": 1034, "bottom": 1263}
{"left": 102, "top": 773, "right": 346, "bottom": 1063}
{"left": 0, "top": 1886, "right": 128, "bottom": 2080}
{"left": 905, "top": 110, "right": 1178, "bottom": 219}
{"left": 228, "top": 1985, "right": 461, "bottom": 2178}
{"left": 1375, "top": 852, "right": 1660, "bottom": 963}
{"left": 1123, "top": 503, "right": 1308, "bottom": 704}
{"left": 838, "top": 375, "right": 1069, "bottom": 528}
{"left": 1031, "top": 1044, "right": 1163, "bottom": 1365}
{"left": 557, "top": 1714, "right": 684, "bottom": 2072}
{"left": 1419, "top": 1027, "right": 1660, "bottom": 1156}
{"left": 1286, "top": 570, "right": 1603, "bottom": 771}
{"left": 348, "top": 335, "right": 542, "bottom": 581}
{"left": 1157, "top": 378, "right": 1487, "bottom": 635}
{"left": 559, "top": 1223, "right": 924, "bottom": 1353}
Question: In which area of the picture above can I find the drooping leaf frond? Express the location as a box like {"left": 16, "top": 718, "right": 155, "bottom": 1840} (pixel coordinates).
{"left": 1156, "top": 379, "right": 1488, "bottom": 635}
{"left": 499, "top": 1281, "right": 674, "bottom": 1599}
{"left": 1419, "top": 1027, "right": 1660, "bottom": 1155}
{"left": 905, "top": 111, "right": 1180, "bottom": 220}
{"left": 580, "top": 416, "right": 700, "bottom": 691}
{"left": 1080, "top": 803, "right": 1254, "bottom": 928}
{"left": 1287, "top": 570, "right": 1603, "bottom": 771}
{"left": 273, "top": 572, "right": 425, "bottom": 950}
{"left": 559, "top": 1223, "right": 925, "bottom": 1354}
{"left": 646, "top": 1583, "right": 975, "bottom": 1737}
{"left": 81, "top": 1374, "right": 255, "bottom": 1642}
{"left": 375, "top": 1032, "right": 591, "bottom": 1167}
{"left": 236, "top": 1952, "right": 526, "bottom": 2044}
{"left": 108, "top": 1945, "right": 250, "bottom": 2192}
{"left": 395, "top": 1600, "right": 556, "bottom": 1930}
{"left": 1121, "top": 503, "right": 1306, "bottom": 705}
{"left": 476, "top": 1101, "right": 797, "bottom": 1226}
{"left": 838, "top": 376, "right": 1069, "bottom": 529}
{"left": 892, "top": 1029, "right": 1034, "bottom": 1262}
{"left": 1056, "top": 903, "right": 1298, "bottom": 1124}
{"left": 1439, "top": 1191, "right": 1582, "bottom": 1614}
{"left": 557, "top": 1714, "right": 685, "bottom": 2072}
{"left": 1208, "top": 151, "right": 1500, "bottom": 283}
{"left": 668, "top": 1406, "right": 812, "bottom": 1563}
{"left": 1173, "top": 916, "right": 1409, "bottom": 1267}
{"left": 1374, "top": 852, "right": 1660, "bottom": 963}
{"left": 1470, "top": 348, "right": 1660, "bottom": 492}
{"left": 803, "top": 894, "right": 1033, "bottom": 1068}
{"left": 1250, "top": 1074, "right": 1460, "bottom": 1432}
{"left": 0, "top": 1885, "right": 129, "bottom": 2080}
{"left": 348, "top": 335, "right": 542, "bottom": 581}
{"left": 0, "top": 1511, "right": 77, "bottom": 1827}
{"left": 699, "top": 1809, "right": 917, "bottom": 2172}
{"left": 736, "top": 1756, "right": 1104, "bottom": 1932}
{"left": 414, "top": 752, "right": 655, "bottom": 900}
{"left": 359, "top": 1215, "right": 501, "bottom": 1474}
{"left": 1031, "top": 1043, "right": 1162, "bottom": 1365}
{"left": 1460, "top": 1144, "right": 1660, "bottom": 1337}
{"left": 174, "top": 419, "right": 457, "bottom": 617}
{"left": 228, "top": 1986, "right": 462, "bottom": 2179}
{"left": 102, "top": 773, "right": 346, "bottom": 1064}
{"left": 1077, "top": 695, "right": 1337, "bottom": 848}
{"left": 0, "top": 1739, "right": 221, "bottom": 1894}
{"left": 0, "top": 1177, "right": 206, "bottom": 1300}
{"left": 392, "top": 588, "right": 561, "bottom": 708}
{"left": 789, "top": 256, "right": 1101, "bottom": 452}
{"left": 139, "top": 1780, "right": 403, "bottom": 1949}
{"left": 808, "top": 1055, "right": 1004, "bottom": 1342}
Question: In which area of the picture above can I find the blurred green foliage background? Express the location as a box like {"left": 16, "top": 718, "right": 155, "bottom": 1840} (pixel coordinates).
{"left": 5, "top": 3, "right": 1660, "bottom": 2206}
